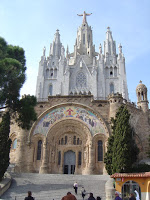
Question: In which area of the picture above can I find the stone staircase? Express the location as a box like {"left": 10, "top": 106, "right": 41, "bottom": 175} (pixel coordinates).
{"left": 1, "top": 173, "right": 109, "bottom": 200}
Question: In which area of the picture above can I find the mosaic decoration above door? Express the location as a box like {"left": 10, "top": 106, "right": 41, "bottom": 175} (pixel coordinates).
{"left": 33, "top": 106, "right": 106, "bottom": 136}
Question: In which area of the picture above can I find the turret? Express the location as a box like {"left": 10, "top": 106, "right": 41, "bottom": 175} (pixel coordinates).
{"left": 108, "top": 93, "right": 123, "bottom": 119}
{"left": 136, "top": 81, "right": 149, "bottom": 112}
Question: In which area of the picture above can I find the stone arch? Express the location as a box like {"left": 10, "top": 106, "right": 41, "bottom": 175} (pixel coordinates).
{"left": 28, "top": 103, "right": 110, "bottom": 142}
{"left": 122, "top": 180, "right": 141, "bottom": 200}
{"left": 28, "top": 103, "right": 110, "bottom": 174}
{"left": 45, "top": 118, "right": 93, "bottom": 174}
{"left": 92, "top": 133, "right": 108, "bottom": 174}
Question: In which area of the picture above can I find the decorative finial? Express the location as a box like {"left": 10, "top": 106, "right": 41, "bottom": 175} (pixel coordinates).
{"left": 56, "top": 29, "right": 59, "bottom": 32}
{"left": 77, "top": 11, "right": 92, "bottom": 24}
{"left": 43, "top": 46, "right": 46, "bottom": 56}
{"left": 99, "top": 43, "right": 102, "bottom": 54}
{"left": 139, "top": 80, "right": 142, "bottom": 83}
{"left": 118, "top": 43, "right": 122, "bottom": 54}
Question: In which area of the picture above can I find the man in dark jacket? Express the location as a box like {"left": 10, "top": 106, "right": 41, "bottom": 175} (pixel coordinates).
{"left": 24, "top": 191, "right": 34, "bottom": 200}
{"left": 88, "top": 193, "right": 96, "bottom": 200}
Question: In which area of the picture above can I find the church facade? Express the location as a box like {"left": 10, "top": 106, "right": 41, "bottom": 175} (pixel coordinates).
{"left": 9, "top": 12, "right": 150, "bottom": 175}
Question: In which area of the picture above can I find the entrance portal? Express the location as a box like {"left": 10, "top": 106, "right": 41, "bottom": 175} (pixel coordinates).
{"left": 64, "top": 150, "right": 76, "bottom": 174}
{"left": 122, "top": 181, "right": 141, "bottom": 200}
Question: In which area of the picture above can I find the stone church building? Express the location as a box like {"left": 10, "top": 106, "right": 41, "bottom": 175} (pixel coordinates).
{"left": 10, "top": 12, "right": 150, "bottom": 175}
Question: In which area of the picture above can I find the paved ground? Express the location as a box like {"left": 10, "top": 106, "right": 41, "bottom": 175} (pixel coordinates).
{"left": 1, "top": 173, "right": 109, "bottom": 200}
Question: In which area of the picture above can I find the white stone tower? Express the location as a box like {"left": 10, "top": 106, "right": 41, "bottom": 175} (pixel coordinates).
{"left": 35, "top": 12, "right": 129, "bottom": 101}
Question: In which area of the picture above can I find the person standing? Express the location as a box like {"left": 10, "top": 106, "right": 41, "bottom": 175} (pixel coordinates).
{"left": 81, "top": 187, "right": 86, "bottom": 200}
{"left": 62, "top": 192, "right": 77, "bottom": 200}
{"left": 88, "top": 193, "right": 96, "bottom": 200}
{"left": 73, "top": 181, "right": 78, "bottom": 195}
{"left": 115, "top": 191, "right": 122, "bottom": 200}
{"left": 129, "top": 193, "right": 136, "bottom": 200}
{"left": 24, "top": 191, "right": 34, "bottom": 200}
{"left": 134, "top": 189, "right": 140, "bottom": 200}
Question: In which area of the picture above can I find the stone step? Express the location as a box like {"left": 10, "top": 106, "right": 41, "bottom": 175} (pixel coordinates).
{"left": 1, "top": 173, "right": 109, "bottom": 200}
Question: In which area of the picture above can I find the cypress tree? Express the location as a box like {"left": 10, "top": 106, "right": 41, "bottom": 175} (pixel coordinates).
{"left": 104, "top": 134, "right": 114, "bottom": 175}
{"left": 0, "top": 112, "right": 11, "bottom": 181}
{"left": 112, "top": 105, "right": 139, "bottom": 173}
{"left": 104, "top": 105, "right": 139, "bottom": 174}
{"left": 146, "top": 135, "right": 150, "bottom": 158}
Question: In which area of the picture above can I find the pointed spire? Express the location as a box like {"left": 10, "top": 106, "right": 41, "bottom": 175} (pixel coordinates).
{"left": 66, "top": 45, "right": 69, "bottom": 59}
{"left": 43, "top": 46, "right": 46, "bottom": 56}
{"left": 54, "top": 29, "right": 60, "bottom": 43}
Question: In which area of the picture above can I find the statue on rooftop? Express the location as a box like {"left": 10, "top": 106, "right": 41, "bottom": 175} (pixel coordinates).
{"left": 77, "top": 11, "right": 92, "bottom": 24}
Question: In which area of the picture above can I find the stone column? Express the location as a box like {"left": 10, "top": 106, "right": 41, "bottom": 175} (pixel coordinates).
{"left": 75, "top": 150, "right": 78, "bottom": 174}
{"left": 26, "top": 143, "right": 35, "bottom": 172}
{"left": 105, "top": 177, "right": 115, "bottom": 200}
{"left": 15, "top": 129, "right": 27, "bottom": 172}
{"left": 87, "top": 142, "right": 94, "bottom": 174}
{"left": 60, "top": 151, "right": 64, "bottom": 173}
{"left": 39, "top": 138, "right": 48, "bottom": 174}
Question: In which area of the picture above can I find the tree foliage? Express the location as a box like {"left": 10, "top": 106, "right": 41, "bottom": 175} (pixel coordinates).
{"left": 0, "top": 37, "right": 37, "bottom": 180}
{"left": 146, "top": 134, "right": 150, "bottom": 158}
{"left": 104, "top": 105, "right": 139, "bottom": 175}
{"left": 0, "top": 112, "right": 11, "bottom": 181}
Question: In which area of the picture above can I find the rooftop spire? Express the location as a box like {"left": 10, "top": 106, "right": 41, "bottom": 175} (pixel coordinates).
{"left": 77, "top": 11, "right": 92, "bottom": 24}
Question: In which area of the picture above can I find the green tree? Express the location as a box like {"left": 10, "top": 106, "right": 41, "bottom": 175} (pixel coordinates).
{"left": 104, "top": 105, "right": 139, "bottom": 174}
{"left": 104, "top": 134, "right": 114, "bottom": 175}
{"left": 0, "top": 112, "right": 11, "bottom": 181}
{"left": 0, "top": 37, "right": 37, "bottom": 181}
{"left": 146, "top": 135, "right": 150, "bottom": 158}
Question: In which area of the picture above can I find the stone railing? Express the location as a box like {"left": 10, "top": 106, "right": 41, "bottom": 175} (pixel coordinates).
{"left": 0, "top": 172, "right": 12, "bottom": 197}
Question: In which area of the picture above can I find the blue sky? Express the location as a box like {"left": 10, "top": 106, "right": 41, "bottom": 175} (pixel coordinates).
{"left": 0, "top": 0, "right": 150, "bottom": 103}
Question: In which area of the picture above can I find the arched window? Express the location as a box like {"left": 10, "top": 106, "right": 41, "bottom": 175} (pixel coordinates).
{"left": 141, "top": 91, "right": 144, "bottom": 100}
{"left": 77, "top": 138, "right": 80, "bottom": 145}
{"left": 105, "top": 67, "right": 109, "bottom": 78}
{"left": 110, "top": 67, "right": 113, "bottom": 77}
{"left": 46, "top": 69, "right": 49, "bottom": 78}
{"left": 83, "top": 34, "right": 85, "bottom": 45}
{"left": 12, "top": 139, "right": 17, "bottom": 149}
{"left": 58, "top": 151, "right": 61, "bottom": 165}
{"left": 98, "top": 140, "right": 103, "bottom": 161}
{"left": 110, "top": 83, "right": 114, "bottom": 94}
{"left": 50, "top": 69, "right": 53, "bottom": 77}
{"left": 65, "top": 136, "right": 67, "bottom": 144}
{"left": 78, "top": 151, "right": 82, "bottom": 165}
{"left": 49, "top": 84, "right": 53, "bottom": 96}
{"left": 76, "top": 72, "right": 86, "bottom": 88}
{"left": 114, "top": 66, "right": 117, "bottom": 77}
{"left": 73, "top": 136, "right": 76, "bottom": 145}
{"left": 37, "top": 140, "right": 42, "bottom": 160}
{"left": 61, "top": 138, "right": 64, "bottom": 145}
{"left": 54, "top": 69, "right": 57, "bottom": 78}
